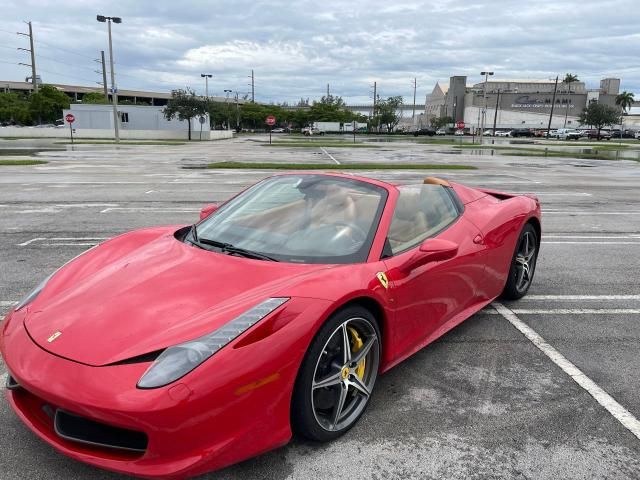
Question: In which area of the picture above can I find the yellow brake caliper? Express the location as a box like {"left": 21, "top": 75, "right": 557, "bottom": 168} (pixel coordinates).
{"left": 348, "top": 327, "right": 366, "bottom": 379}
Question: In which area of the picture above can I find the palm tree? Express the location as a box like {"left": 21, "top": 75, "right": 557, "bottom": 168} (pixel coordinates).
{"left": 562, "top": 73, "right": 579, "bottom": 128}
{"left": 615, "top": 91, "right": 635, "bottom": 139}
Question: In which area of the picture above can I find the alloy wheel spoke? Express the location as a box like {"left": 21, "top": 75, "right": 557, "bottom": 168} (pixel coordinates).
{"left": 341, "top": 323, "right": 352, "bottom": 365}
{"left": 349, "top": 375, "right": 371, "bottom": 398}
{"left": 331, "top": 383, "right": 348, "bottom": 429}
{"left": 313, "top": 370, "right": 343, "bottom": 390}
{"left": 351, "top": 336, "right": 376, "bottom": 367}
{"left": 516, "top": 265, "right": 526, "bottom": 289}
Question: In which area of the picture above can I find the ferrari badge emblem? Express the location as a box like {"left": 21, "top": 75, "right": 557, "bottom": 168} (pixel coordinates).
{"left": 47, "top": 331, "right": 62, "bottom": 343}
{"left": 376, "top": 272, "right": 389, "bottom": 289}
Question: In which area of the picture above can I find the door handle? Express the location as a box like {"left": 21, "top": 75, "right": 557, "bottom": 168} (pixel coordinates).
{"left": 473, "top": 234, "right": 484, "bottom": 245}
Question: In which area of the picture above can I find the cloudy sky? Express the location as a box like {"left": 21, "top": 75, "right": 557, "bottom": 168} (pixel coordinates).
{"left": 1, "top": 0, "right": 638, "bottom": 104}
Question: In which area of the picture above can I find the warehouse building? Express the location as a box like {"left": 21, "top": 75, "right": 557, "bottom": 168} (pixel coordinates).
{"left": 425, "top": 75, "right": 622, "bottom": 130}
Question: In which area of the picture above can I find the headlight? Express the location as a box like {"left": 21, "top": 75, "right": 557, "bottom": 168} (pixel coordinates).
{"left": 15, "top": 273, "right": 54, "bottom": 311}
{"left": 137, "top": 297, "right": 289, "bottom": 389}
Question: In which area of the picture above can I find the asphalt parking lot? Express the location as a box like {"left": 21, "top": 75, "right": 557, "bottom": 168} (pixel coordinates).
{"left": 1, "top": 135, "right": 639, "bottom": 479}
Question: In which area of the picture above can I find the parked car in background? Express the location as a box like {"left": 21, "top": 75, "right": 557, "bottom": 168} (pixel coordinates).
{"left": 585, "top": 129, "right": 611, "bottom": 140}
{"left": 413, "top": 128, "right": 437, "bottom": 136}
{"left": 510, "top": 128, "right": 534, "bottom": 138}
{"left": 435, "top": 128, "right": 448, "bottom": 135}
{"left": 533, "top": 130, "right": 547, "bottom": 137}
{"left": 495, "top": 130, "right": 511, "bottom": 137}
{"left": 610, "top": 129, "right": 636, "bottom": 139}
{"left": 482, "top": 129, "right": 494, "bottom": 136}
{"left": 271, "top": 128, "right": 286, "bottom": 133}
{"left": 454, "top": 129, "right": 465, "bottom": 136}
{"left": 302, "top": 127, "right": 325, "bottom": 136}
{"left": 635, "top": 131, "right": 640, "bottom": 140}
{"left": 558, "top": 129, "right": 584, "bottom": 140}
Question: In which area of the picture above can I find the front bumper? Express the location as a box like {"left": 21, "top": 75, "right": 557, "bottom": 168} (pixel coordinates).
{"left": 1, "top": 298, "right": 330, "bottom": 478}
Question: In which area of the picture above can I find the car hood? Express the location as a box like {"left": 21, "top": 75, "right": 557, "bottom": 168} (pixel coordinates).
{"left": 24, "top": 228, "right": 326, "bottom": 366}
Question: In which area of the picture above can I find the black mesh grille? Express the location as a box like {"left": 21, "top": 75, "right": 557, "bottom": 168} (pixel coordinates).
{"left": 54, "top": 409, "right": 148, "bottom": 453}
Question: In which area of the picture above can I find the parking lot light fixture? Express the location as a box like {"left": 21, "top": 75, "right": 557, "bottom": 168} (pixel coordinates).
{"left": 479, "top": 71, "right": 494, "bottom": 143}
{"left": 201, "top": 74, "right": 212, "bottom": 98}
{"left": 97, "top": 15, "right": 122, "bottom": 143}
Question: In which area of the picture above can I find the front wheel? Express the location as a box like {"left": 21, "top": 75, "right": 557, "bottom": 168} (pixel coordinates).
{"left": 501, "top": 223, "right": 539, "bottom": 300}
{"left": 292, "top": 306, "right": 381, "bottom": 442}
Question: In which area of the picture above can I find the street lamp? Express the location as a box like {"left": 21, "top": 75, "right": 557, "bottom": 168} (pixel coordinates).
{"left": 201, "top": 74, "right": 212, "bottom": 98}
{"left": 479, "top": 71, "right": 494, "bottom": 143}
{"left": 97, "top": 15, "right": 122, "bottom": 143}
{"left": 223, "top": 89, "right": 232, "bottom": 129}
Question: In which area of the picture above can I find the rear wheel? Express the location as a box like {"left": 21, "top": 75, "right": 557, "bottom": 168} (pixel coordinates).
{"left": 501, "top": 223, "right": 538, "bottom": 300}
{"left": 292, "top": 306, "right": 380, "bottom": 442}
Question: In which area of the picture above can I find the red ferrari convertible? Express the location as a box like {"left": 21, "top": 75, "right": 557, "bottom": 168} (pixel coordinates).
{"left": 1, "top": 173, "right": 541, "bottom": 478}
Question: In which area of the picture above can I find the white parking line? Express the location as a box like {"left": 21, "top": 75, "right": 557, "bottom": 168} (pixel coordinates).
{"left": 543, "top": 241, "right": 640, "bottom": 245}
{"left": 0, "top": 301, "right": 16, "bottom": 307}
{"left": 320, "top": 147, "right": 341, "bottom": 165}
{"left": 526, "top": 294, "right": 640, "bottom": 300}
{"left": 483, "top": 308, "right": 640, "bottom": 315}
{"left": 100, "top": 207, "right": 199, "bottom": 213}
{"left": 543, "top": 212, "right": 640, "bottom": 215}
{"left": 493, "top": 302, "right": 640, "bottom": 441}
{"left": 17, "top": 237, "right": 108, "bottom": 247}
{"left": 0, "top": 373, "right": 6, "bottom": 385}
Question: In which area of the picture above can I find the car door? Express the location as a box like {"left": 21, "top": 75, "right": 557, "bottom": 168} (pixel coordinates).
{"left": 380, "top": 184, "right": 487, "bottom": 362}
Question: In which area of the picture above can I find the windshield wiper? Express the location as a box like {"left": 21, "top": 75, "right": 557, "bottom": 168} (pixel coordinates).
{"left": 198, "top": 237, "right": 279, "bottom": 262}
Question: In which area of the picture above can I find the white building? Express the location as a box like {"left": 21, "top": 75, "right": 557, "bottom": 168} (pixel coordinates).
{"left": 63, "top": 104, "right": 210, "bottom": 136}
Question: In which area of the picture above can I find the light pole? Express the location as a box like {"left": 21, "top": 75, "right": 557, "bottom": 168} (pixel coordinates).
{"left": 479, "top": 71, "right": 494, "bottom": 143}
{"left": 201, "top": 74, "right": 212, "bottom": 98}
{"left": 224, "top": 89, "right": 232, "bottom": 130}
{"left": 97, "top": 15, "right": 122, "bottom": 143}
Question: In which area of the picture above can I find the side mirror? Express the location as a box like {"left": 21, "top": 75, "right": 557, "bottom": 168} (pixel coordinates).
{"left": 199, "top": 204, "right": 219, "bottom": 220}
{"left": 401, "top": 238, "right": 458, "bottom": 272}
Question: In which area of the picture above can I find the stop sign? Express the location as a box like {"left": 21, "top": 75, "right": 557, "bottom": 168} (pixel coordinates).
{"left": 266, "top": 115, "right": 276, "bottom": 126}
{"left": 65, "top": 113, "right": 75, "bottom": 123}
{"left": 456, "top": 121, "right": 465, "bottom": 129}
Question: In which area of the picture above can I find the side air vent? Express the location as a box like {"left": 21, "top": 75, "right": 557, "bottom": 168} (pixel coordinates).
{"left": 54, "top": 409, "right": 148, "bottom": 453}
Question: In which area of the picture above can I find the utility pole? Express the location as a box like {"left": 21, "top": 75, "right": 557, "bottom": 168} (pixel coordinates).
{"left": 17, "top": 21, "right": 38, "bottom": 93}
{"left": 372, "top": 81, "right": 377, "bottom": 132}
{"left": 546, "top": 75, "right": 559, "bottom": 138}
{"left": 412, "top": 77, "right": 417, "bottom": 120}
{"left": 492, "top": 89, "right": 501, "bottom": 136}
{"left": 97, "top": 15, "right": 122, "bottom": 143}
{"left": 96, "top": 50, "right": 109, "bottom": 102}
{"left": 235, "top": 91, "right": 240, "bottom": 130}
{"left": 249, "top": 70, "right": 255, "bottom": 102}
{"left": 479, "top": 71, "right": 494, "bottom": 144}
{"left": 327, "top": 83, "right": 330, "bottom": 98}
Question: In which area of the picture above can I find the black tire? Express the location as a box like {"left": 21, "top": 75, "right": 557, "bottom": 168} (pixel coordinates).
{"left": 292, "top": 305, "right": 381, "bottom": 442}
{"left": 501, "top": 223, "right": 539, "bottom": 300}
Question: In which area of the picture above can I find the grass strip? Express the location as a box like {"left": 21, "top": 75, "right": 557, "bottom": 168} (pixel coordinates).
{"left": 0, "top": 159, "right": 48, "bottom": 165}
{"left": 264, "top": 141, "right": 378, "bottom": 148}
{"left": 207, "top": 162, "right": 476, "bottom": 170}
{"left": 54, "top": 140, "right": 186, "bottom": 145}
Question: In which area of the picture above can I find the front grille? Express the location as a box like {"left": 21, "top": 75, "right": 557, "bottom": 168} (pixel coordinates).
{"left": 54, "top": 409, "right": 148, "bottom": 453}
{"left": 5, "top": 375, "right": 20, "bottom": 390}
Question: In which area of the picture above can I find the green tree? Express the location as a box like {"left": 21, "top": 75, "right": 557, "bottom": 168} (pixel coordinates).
{"left": 163, "top": 88, "right": 208, "bottom": 140}
{"left": 578, "top": 102, "right": 620, "bottom": 139}
{"left": 29, "top": 85, "right": 71, "bottom": 124}
{"left": 615, "top": 91, "right": 635, "bottom": 139}
{"left": 80, "top": 92, "right": 109, "bottom": 104}
{"left": 562, "top": 73, "right": 579, "bottom": 128}
{"left": 0, "top": 92, "right": 32, "bottom": 125}
{"left": 376, "top": 96, "right": 403, "bottom": 132}
{"left": 430, "top": 116, "right": 453, "bottom": 129}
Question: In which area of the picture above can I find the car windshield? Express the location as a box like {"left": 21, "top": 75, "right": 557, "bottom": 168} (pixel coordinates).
{"left": 195, "top": 174, "right": 388, "bottom": 264}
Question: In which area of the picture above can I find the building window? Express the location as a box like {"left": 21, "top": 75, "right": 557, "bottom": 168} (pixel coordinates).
{"left": 120, "top": 112, "right": 129, "bottom": 123}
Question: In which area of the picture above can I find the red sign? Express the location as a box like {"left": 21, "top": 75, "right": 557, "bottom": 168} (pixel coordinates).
{"left": 65, "top": 113, "right": 75, "bottom": 123}
{"left": 456, "top": 121, "right": 465, "bottom": 129}
{"left": 266, "top": 115, "right": 276, "bottom": 126}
